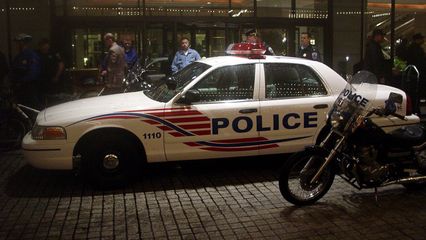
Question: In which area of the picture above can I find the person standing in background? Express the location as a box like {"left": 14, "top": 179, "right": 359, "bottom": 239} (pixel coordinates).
{"left": 0, "top": 51, "right": 8, "bottom": 85}
{"left": 101, "top": 33, "right": 126, "bottom": 89}
{"left": 244, "top": 29, "right": 275, "bottom": 55}
{"left": 10, "top": 33, "right": 41, "bottom": 108}
{"left": 37, "top": 38, "right": 65, "bottom": 101}
{"left": 406, "top": 33, "right": 425, "bottom": 79}
{"left": 297, "top": 32, "right": 321, "bottom": 62}
{"left": 122, "top": 36, "right": 138, "bottom": 69}
{"left": 363, "top": 29, "right": 386, "bottom": 84}
{"left": 406, "top": 33, "right": 426, "bottom": 111}
{"left": 171, "top": 37, "right": 200, "bottom": 73}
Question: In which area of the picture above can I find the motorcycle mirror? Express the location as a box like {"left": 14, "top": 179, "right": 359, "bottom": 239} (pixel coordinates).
{"left": 384, "top": 92, "right": 403, "bottom": 115}
{"left": 388, "top": 92, "right": 403, "bottom": 104}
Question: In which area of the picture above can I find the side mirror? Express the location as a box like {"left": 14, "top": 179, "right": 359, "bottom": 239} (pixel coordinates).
{"left": 181, "top": 89, "right": 200, "bottom": 104}
{"left": 165, "top": 76, "right": 177, "bottom": 90}
{"left": 384, "top": 92, "right": 403, "bottom": 115}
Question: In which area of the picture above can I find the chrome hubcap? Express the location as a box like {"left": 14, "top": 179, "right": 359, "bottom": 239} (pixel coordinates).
{"left": 103, "top": 154, "right": 119, "bottom": 170}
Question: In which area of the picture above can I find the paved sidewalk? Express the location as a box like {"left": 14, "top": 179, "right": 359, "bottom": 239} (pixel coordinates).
{"left": 0, "top": 150, "right": 425, "bottom": 240}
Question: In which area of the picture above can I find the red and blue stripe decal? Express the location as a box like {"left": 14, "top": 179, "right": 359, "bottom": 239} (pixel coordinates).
{"left": 184, "top": 136, "right": 310, "bottom": 151}
{"left": 69, "top": 107, "right": 311, "bottom": 152}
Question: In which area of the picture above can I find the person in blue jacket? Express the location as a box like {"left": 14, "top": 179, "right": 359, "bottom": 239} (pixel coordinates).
{"left": 171, "top": 37, "right": 201, "bottom": 73}
{"left": 10, "top": 33, "right": 41, "bottom": 108}
{"left": 122, "top": 37, "right": 138, "bottom": 69}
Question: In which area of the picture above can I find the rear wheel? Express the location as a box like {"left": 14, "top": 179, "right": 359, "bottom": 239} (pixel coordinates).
{"left": 279, "top": 151, "right": 335, "bottom": 206}
{"left": 82, "top": 134, "right": 140, "bottom": 188}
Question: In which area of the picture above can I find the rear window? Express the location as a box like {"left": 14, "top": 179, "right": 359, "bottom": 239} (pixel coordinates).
{"left": 264, "top": 63, "right": 327, "bottom": 99}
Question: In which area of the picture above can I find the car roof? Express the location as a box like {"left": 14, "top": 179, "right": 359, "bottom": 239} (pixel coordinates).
{"left": 197, "top": 55, "right": 347, "bottom": 96}
{"left": 198, "top": 55, "right": 328, "bottom": 68}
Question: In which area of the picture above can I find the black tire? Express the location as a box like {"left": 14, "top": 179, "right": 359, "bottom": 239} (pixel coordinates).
{"left": 279, "top": 151, "right": 335, "bottom": 206}
{"left": 82, "top": 134, "right": 139, "bottom": 188}
{"left": 0, "top": 115, "right": 31, "bottom": 151}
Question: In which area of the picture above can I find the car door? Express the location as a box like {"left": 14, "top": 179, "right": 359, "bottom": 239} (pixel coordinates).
{"left": 258, "top": 62, "right": 335, "bottom": 155}
{"left": 164, "top": 63, "right": 261, "bottom": 161}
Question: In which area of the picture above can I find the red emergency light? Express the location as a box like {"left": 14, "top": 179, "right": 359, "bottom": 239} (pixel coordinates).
{"left": 226, "top": 42, "right": 266, "bottom": 59}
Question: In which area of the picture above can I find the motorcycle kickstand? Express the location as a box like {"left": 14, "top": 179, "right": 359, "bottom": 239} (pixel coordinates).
{"left": 374, "top": 187, "right": 379, "bottom": 205}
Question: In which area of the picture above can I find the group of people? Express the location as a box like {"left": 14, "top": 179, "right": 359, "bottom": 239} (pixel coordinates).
{"left": 0, "top": 29, "right": 324, "bottom": 110}
{"left": 5, "top": 28, "right": 422, "bottom": 110}
{"left": 0, "top": 34, "right": 64, "bottom": 109}
{"left": 363, "top": 29, "right": 425, "bottom": 86}
{"left": 99, "top": 33, "right": 141, "bottom": 90}
{"left": 169, "top": 29, "right": 323, "bottom": 75}
{"left": 101, "top": 33, "right": 204, "bottom": 88}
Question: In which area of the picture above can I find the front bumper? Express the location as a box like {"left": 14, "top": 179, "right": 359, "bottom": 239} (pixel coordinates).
{"left": 22, "top": 133, "right": 74, "bottom": 170}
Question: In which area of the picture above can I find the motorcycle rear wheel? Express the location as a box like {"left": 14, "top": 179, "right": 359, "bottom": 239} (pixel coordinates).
{"left": 279, "top": 151, "right": 335, "bottom": 206}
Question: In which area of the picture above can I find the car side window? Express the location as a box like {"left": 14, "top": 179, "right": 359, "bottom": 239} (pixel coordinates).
{"left": 190, "top": 64, "right": 255, "bottom": 102}
{"left": 264, "top": 63, "right": 327, "bottom": 99}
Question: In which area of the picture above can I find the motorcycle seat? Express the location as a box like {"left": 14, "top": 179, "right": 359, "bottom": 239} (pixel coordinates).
{"left": 388, "top": 125, "right": 425, "bottom": 147}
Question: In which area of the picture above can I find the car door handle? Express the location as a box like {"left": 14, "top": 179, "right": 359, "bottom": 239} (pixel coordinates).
{"left": 239, "top": 108, "right": 258, "bottom": 114}
{"left": 313, "top": 104, "right": 328, "bottom": 109}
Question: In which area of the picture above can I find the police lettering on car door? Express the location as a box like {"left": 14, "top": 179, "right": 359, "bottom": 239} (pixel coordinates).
{"left": 212, "top": 112, "right": 318, "bottom": 134}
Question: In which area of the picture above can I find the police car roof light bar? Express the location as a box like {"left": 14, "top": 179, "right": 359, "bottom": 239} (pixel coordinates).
{"left": 226, "top": 43, "right": 266, "bottom": 59}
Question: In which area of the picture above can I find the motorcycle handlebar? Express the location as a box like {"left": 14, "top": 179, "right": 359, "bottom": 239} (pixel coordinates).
{"left": 367, "top": 108, "right": 406, "bottom": 120}
{"left": 390, "top": 112, "right": 406, "bottom": 121}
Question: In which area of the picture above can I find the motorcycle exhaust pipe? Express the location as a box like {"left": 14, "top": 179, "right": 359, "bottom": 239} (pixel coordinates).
{"left": 382, "top": 175, "right": 426, "bottom": 186}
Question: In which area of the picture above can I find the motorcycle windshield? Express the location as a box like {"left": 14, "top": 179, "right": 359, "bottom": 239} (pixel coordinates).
{"left": 330, "top": 71, "right": 378, "bottom": 133}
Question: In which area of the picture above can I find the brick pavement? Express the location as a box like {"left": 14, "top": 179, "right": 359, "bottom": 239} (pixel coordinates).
{"left": 0, "top": 150, "right": 425, "bottom": 240}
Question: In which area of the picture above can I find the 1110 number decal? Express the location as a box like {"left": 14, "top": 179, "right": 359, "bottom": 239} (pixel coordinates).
{"left": 143, "top": 132, "right": 162, "bottom": 139}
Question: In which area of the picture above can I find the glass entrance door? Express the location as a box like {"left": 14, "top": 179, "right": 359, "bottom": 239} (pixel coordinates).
{"left": 257, "top": 28, "right": 289, "bottom": 56}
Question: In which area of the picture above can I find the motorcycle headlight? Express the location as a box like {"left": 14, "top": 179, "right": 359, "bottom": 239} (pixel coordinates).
{"left": 330, "top": 112, "right": 344, "bottom": 129}
{"left": 31, "top": 125, "right": 67, "bottom": 140}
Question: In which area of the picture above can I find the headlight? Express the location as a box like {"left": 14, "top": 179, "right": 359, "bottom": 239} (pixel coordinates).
{"left": 31, "top": 125, "right": 67, "bottom": 140}
{"left": 330, "top": 111, "right": 344, "bottom": 129}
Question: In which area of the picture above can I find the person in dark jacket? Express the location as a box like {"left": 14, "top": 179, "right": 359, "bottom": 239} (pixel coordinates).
{"left": 245, "top": 29, "right": 275, "bottom": 55}
{"left": 406, "top": 33, "right": 426, "bottom": 102}
{"left": 406, "top": 33, "right": 425, "bottom": 77}
{"left": 10, "top": 33, "right": 41, "bottom": 108}
{"left": 297, "top": 32, "right": 321, "bottom": 62}
{"left": 0, "top": 51, "right": 8, "bottom": 85}
{"left": 37, "top": 38, "right": 65, "bottom": 99}
{"left": 363, "top": 29, "right": 386, "bottom": 84}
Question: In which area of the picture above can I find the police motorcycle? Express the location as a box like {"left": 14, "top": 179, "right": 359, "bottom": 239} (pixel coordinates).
{"left": 79, "top": 62, "right": 152, "bottom": 98}
{"left": 278, "top": 71, "right": 426, "bottom": 206}
{"left": 0, "top": 88, "right": 39, "bottom": 151}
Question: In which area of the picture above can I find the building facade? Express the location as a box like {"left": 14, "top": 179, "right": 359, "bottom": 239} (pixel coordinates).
{"left": 1, "top": 0, "right": 425, "bottom": 76}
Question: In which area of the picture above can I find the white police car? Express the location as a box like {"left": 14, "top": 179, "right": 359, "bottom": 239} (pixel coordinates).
{"left": 22, "top": 43, "right": 419, "bottom": 186}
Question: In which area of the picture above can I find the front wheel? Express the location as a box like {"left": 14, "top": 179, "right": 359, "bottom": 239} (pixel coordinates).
{"left": 279, "top": 151, "right": 335, "bottom": 206}
{"left": 0, "top": 115, "right": 31, "bottom": 151}
{"left": 82, "top": 134, "right": 140, "bottom": 188}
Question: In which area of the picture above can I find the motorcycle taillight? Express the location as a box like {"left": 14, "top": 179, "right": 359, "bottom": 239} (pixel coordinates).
{"left": 406, "top": 95, "right": 413, "bottom": 115}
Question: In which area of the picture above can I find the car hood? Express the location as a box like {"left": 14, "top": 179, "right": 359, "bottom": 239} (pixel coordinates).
{"left": 40, "top": 91, "right": 164, "bottom": 125}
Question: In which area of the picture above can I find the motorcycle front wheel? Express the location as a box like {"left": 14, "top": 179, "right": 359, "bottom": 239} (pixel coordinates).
{"left": 0, "top": 115, "right": 31, "bottom": 151}
{"left": 279, "top": 150, "right": 335, "bottom": 206}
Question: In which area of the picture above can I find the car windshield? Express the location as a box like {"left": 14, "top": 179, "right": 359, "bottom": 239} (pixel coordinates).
{"left": 145, "top": 62, "right": 211, "bottom": 102}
